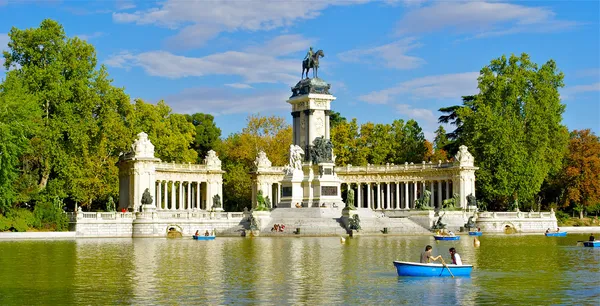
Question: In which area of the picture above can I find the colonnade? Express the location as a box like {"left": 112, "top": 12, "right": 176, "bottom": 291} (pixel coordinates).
{"left": 154, "top": 180, "right": 211, "bottom": 211}
{"left": 342, "top": 180, "right": 454, "bottom": 210}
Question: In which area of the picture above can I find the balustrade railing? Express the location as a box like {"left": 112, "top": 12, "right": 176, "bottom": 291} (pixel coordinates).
{"left": 68, "top": 210, "right": 244, "bottom": 221}
{"left": 477, "top": 211, "right": 555, "bottom": 219}
{"left": 337, "top": 161, "right": 456, "bottom": 174}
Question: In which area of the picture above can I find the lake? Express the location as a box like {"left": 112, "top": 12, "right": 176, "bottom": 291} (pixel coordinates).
{"left": 0, "top": 234, "right": 598, "bottom": 305}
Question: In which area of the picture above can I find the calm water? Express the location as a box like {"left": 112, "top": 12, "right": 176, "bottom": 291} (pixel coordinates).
{"left": 0, "top": 234, "right": 598, "bottom": 305}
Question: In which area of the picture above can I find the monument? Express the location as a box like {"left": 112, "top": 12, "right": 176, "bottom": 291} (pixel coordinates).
{"left": 278, "top": 47, "right": 344, "bottom": 210}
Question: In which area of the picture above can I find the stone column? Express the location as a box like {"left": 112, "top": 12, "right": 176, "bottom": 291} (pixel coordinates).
{"left": 206, "top": 181, "right": 213, "bottom": 210}
{"left": 430, "top": 181, "right": 434, "bottom": 207}
{"left": 376, "top": 183, "right": 381, "bottom": 209}
{"left": 386, "top": 183, "right": 390, "bottom": 209}
{"left": 179, "top": 182, "right": 184, "bottom": 210}
{"left": 157, "top": 181, "right": 162, "bottom": 210}
{"left": 170, "top": 181, "right": 175, "bottom": 210}
{"left": 404, "top": 182, "right": 409, "bottom": 209}
{"left": 324, "top": 110, "right": 331, "bottom": 139}
{"left": 357, "top": 183, "right": 362, "bottom": 208}
{"left": 186, "top": 182, "right": 190, "bottom": 210}
{"left": 196, "top": 182, "right": 200, "bottom": 209}
{"left": 395, "top": 182, "right": 400, "bottom": 209}
{"left": 437, "top": 180, "right": 442, "bottom": 209}
{"left": 413, "top": 181, "right": 417, "bottom": 209}
{"left": 277, "top": 183, "right": 281, "bottom": 206}
{"left": 366, "top": 183, "right": 371, "bottom": 209}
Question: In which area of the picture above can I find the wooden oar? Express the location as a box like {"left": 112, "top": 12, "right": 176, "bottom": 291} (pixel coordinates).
{"left": 441, "top": 258, "right": 455, "bottom": 278}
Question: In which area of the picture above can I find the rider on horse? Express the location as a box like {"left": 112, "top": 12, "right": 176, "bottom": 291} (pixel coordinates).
{"left": 304, "top": 47, "right": 314, "bottom": 69}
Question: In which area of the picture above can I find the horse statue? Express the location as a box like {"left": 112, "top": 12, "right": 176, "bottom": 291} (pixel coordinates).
{"left": 302, "top": 49, "right": 325, "bottom": 79}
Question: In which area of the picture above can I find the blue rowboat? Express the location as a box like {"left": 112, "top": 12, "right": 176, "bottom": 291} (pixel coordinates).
{"left": 434, "top": 235, "right": 460, "bottom": 241}
{"left": 192, "top": 235, "right": 216, "bottom": 240}
{"left": 393, "top": 261, "right": 473, "bottom": 277}
{"left": 468, "top": 231, "right": 483, "bottom": 236}
{"left": 545, "top": 232, "right": 567, "bottom": 237}
{"left": 583, "top": 241, "right": 599, "bottom": 247}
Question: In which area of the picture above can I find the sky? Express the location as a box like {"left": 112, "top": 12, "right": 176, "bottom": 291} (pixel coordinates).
{"left": 0, "top": 0, "right": 598, "bottom": 140}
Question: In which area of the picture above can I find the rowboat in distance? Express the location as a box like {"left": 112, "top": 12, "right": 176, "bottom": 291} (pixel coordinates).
{"left": 583, "top": 241, "right": 599, "bottom": 247}
{"left": 468, "top": 231, "right": 483, "bottom": 236}
{"left": 434, "top": 235, "right": 460, "bottom": 241}
{"left": 393, "top": 261, "right": 473, "bottom": 277}
{"left": 193, "top": 235, "right": 216, "bottom": 241}
{"left": 545, "top": 232, "right": 567, "bottom": 237}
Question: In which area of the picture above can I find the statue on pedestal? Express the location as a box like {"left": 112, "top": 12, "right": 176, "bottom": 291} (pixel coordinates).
{"left": 285, "top": 144, "right": 305, "bottom": 175}
{"left": 302, "top": 47, "right": 325, "bottom": 79}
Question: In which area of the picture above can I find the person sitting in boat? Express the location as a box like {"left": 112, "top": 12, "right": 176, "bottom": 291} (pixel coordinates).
{"left": 545, "top": 228, "right": 550, "bottom": 234}
{"left": 194, "top": 230, "right": 200, "bottom": 237}
{"left": 556, "top": 227, "right": 560, "bottom": 233}
{"left": 477, "top": 227, "right": 481, "bottom": 232}
{"left": 204, "top": 230, "right": 210, "bottom": 236}
{"left": 448, "top": 231, "right": 455, "bottom": 236}
{"left": 449, "top": 247, "right": 462, "bottom": 265}
{"left": 420, "top": 245, "right": 442, "bottom": 264}
{"left": 590, "top": 233, "right": 595, "bottom": 241}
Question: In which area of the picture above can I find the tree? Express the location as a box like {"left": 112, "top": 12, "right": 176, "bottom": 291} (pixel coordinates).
{"left": 0, "top": 76, "right": 40, "bottom": 213}
{"left": 438, "top": 96, "right": 476, "bottom": 154}
{"left": 218, "top": 115, "right": 291, "bottom": 210}
{"left": 185, "top": 113, "right": 221, "bottom": 162}
{"left": 2, "top": 19, "right": 135, "bottom": 211}
{"left": 131, "top": 99, "right": 197, "bottom": 163}
{"left": 457, "top": 53, "right": 568, "bottom": 210}
{"left": 329, "top": 110, "right": 347, "bottom": 129}
{"left": 561, "top": 129, "right": 600, "bottom": 218}
{"left": 330, "top": 118, "right": 360, "bottom": 166}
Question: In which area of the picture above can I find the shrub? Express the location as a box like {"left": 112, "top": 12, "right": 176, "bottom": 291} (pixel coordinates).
{"left": 2, "top": 209, "right": 36, "bottom": 232}
{"left": 555, "top": 210, "right": 569, "bottom": 225}
{"left": 33, "top": 197, "right": 68, "bottom": 231}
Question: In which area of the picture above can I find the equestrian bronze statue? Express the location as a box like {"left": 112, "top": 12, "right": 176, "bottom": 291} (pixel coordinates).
{"left": 302, "top": 48, "right": 325, "bottom": 79}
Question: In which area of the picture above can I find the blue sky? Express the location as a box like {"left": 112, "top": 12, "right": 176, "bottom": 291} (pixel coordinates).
{"left": 1, "top": 0, "right": 598, "bottom": 140}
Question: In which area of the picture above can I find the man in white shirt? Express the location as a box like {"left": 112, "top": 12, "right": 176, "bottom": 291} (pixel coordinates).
{"left": 449, "top": 247, "right": 462, "bottom": 265}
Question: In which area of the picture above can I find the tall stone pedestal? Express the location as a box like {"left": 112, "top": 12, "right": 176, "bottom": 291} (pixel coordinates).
{"left": 277, "top": 169, "right": 305, "bottom": 208}
{"left": 308, "top": 162, "right": 344, "bottom": 208}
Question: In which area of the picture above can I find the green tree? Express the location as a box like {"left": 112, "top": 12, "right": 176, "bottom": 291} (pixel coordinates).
{"left": 330, "top": 118, "right": 360, "bottom": 166}
{"left": 329, "top": 110, "right": 347, "bottom": 129}
{"left": 457, "top": 53, "right": 568, "bottom": 210}
{"left": 218, "top": 115, "right": 291, "bottom": 211}
{"left": 438, "top": 95, "right": 476, "bottom": 154}
{"left": 2, "top": 19, "right": 135, "bottom": 211}
{"left": 0, "top": 76, "right": 40, "bottom": 212}
{"left": 131, "top": 99, "right": 197, "bottom": 163}
{"left": 185, "top": 113, "right": 221, "bottom": 161}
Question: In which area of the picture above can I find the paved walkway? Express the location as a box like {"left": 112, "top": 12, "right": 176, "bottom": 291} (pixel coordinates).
{"left": 0, "top": 232, "right": 76, "bottom": 239}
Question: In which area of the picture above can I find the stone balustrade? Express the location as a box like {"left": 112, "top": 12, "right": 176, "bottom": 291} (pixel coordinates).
{"left": 477, "top": 211, "right": 556, "bottom": 219}
{"left": 155, "top": 162, "right": 212, "bottom": 171}
{"left": 337, "top": 161, "right": 456, "bottom": 173}
{"left": 68, "top": 211, "right": 244, "bottom": 222}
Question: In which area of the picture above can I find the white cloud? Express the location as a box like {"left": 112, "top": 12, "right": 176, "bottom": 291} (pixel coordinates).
{"left": 225, "top": 83, "right": 253, "bottom": 89}
{"left": 562, "top": 82, "right": 600, "bottom": 100}
{"left": 112, "top": 0, "right": 368, "bottom": 49}
{"left": 245, "top": 34, "right": 314, "bottom": 57}
{"left": 163, "top": 87, "right": 290, "bottom": 115}
{"left": 395, "top": 104, "right": 436, "bottom": 123}
{"left": 338, "top": 37, "right": 425, "bottom": 69}
{"left": 116, "top": 0, "right": 136, "bottom": 10}
{"left": 574, "top": 68, "right": 600, "bottom": 79}
{"left": 105, "top": 34, "right": 315, "bottom": 84}
{"left": 105, "top": 49, "right": 298, "bottom": 84}
{"left": 359, "top": 72, "right": 479, "bottom": 104}
{"left": 397, "top": 1, "right": 577, "bottom": 38}
{"left": 565, "top": 83, "right": 600, "bottom": 94}
{"left": 76, "top": 32, "right": 104, "bottom": 41}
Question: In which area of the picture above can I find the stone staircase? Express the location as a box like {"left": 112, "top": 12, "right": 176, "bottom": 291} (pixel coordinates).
{"left": 350, "top": 209, "right": 431, "bottom": 234}
{"left": 260, "top": 207, "right": 347, "bottom": 236}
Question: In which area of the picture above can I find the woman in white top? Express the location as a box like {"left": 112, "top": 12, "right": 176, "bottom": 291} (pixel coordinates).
{"left": 449, "top": 247, "right": 462, "bottom": 265}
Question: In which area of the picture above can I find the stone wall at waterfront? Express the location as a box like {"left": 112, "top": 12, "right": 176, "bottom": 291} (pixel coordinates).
{"left": 69, "top": 211, "right": 248, "bottom": 238}
{"left": 476, "top": 211, "right": 557, "bottom": 233}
